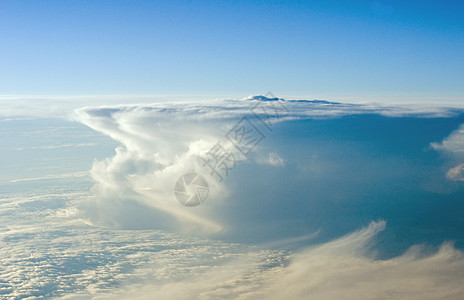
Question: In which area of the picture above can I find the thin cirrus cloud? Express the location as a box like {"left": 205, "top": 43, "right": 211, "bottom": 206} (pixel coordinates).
{"left": 15, "top": 143, "right": 96, "bottom": 151}
{"left": 8, "top": 171, "right": 89, "bottom": 183}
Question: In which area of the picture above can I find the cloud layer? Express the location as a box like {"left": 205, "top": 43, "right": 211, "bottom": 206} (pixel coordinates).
{"left": 3, "top": 96, "right": 464, "bottom": 299}
{"left": 93, "top": 221, "right": 464, "bottom": 300}
{"left": 2, "top": 171, "right": 464, "bottom": 299}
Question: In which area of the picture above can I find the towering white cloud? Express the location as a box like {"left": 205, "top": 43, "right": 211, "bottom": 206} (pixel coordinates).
{"left": 73, "top": 97, "right": 464, "bottom": 233}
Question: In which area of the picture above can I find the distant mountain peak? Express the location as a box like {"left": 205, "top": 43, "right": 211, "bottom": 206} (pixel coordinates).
{"left": 244, "top": 95, "right": 282, "bottom": 101}
{"left": 243, "top": 95, "right": 339, "bottom": 105}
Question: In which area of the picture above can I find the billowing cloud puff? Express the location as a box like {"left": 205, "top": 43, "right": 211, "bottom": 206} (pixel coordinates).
{"left": 447, "top": 164, "right": 464, "bottom": 182}
{"left": 431, "top": 123, "right": 464, "bottom": 182}
{"left": 431, "top": 126, "right": 464, "bottom": 154}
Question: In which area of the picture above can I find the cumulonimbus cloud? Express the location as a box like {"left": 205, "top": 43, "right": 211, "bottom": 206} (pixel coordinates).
{"left": 73, "top": 96, "right": 464, "bottom": 233}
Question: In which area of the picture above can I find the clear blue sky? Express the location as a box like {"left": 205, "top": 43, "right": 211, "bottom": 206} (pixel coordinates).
{"left": 0, "top": 0, "right": 463, "bottom": 100}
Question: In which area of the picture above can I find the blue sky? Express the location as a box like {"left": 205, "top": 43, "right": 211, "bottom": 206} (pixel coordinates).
{"left": 1, "top": 0, "right": 463, "bottom": 99}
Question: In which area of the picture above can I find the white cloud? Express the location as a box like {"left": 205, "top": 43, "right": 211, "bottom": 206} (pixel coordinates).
{"left": 16, "top": 143, "right": 96, "bottom": 151}
{"left": 446, "top": 164, "right": 464, "bottom": 182}
{"left": 0, "top": 95, "right": 220, "bottom": 118}
{"left": 267, "top": 151, "right": 285, "bottom": 166}
{"left": 255, "top": 151, "right": 285, "bottom": 166}
{"left": 72, "top": 96, "right": 464, "bottom": 233}
{"left": 2, "top": 94, "right": 460, "bottom": 119}
{"left": 431, "top": 126, "right": 464, "bottom": 154}
{"left": 9, "top": 171, "right": 90, "bottom": 183}
{"left": 431, "top": 124, "right": 464, "bottom": 182}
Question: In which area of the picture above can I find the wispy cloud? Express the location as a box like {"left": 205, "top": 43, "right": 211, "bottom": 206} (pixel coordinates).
{"left": 16, "top": 143, "right": 96, "bottom": 151}
{"left": 9, "top": 171, "right": 89, "bottom": 183}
